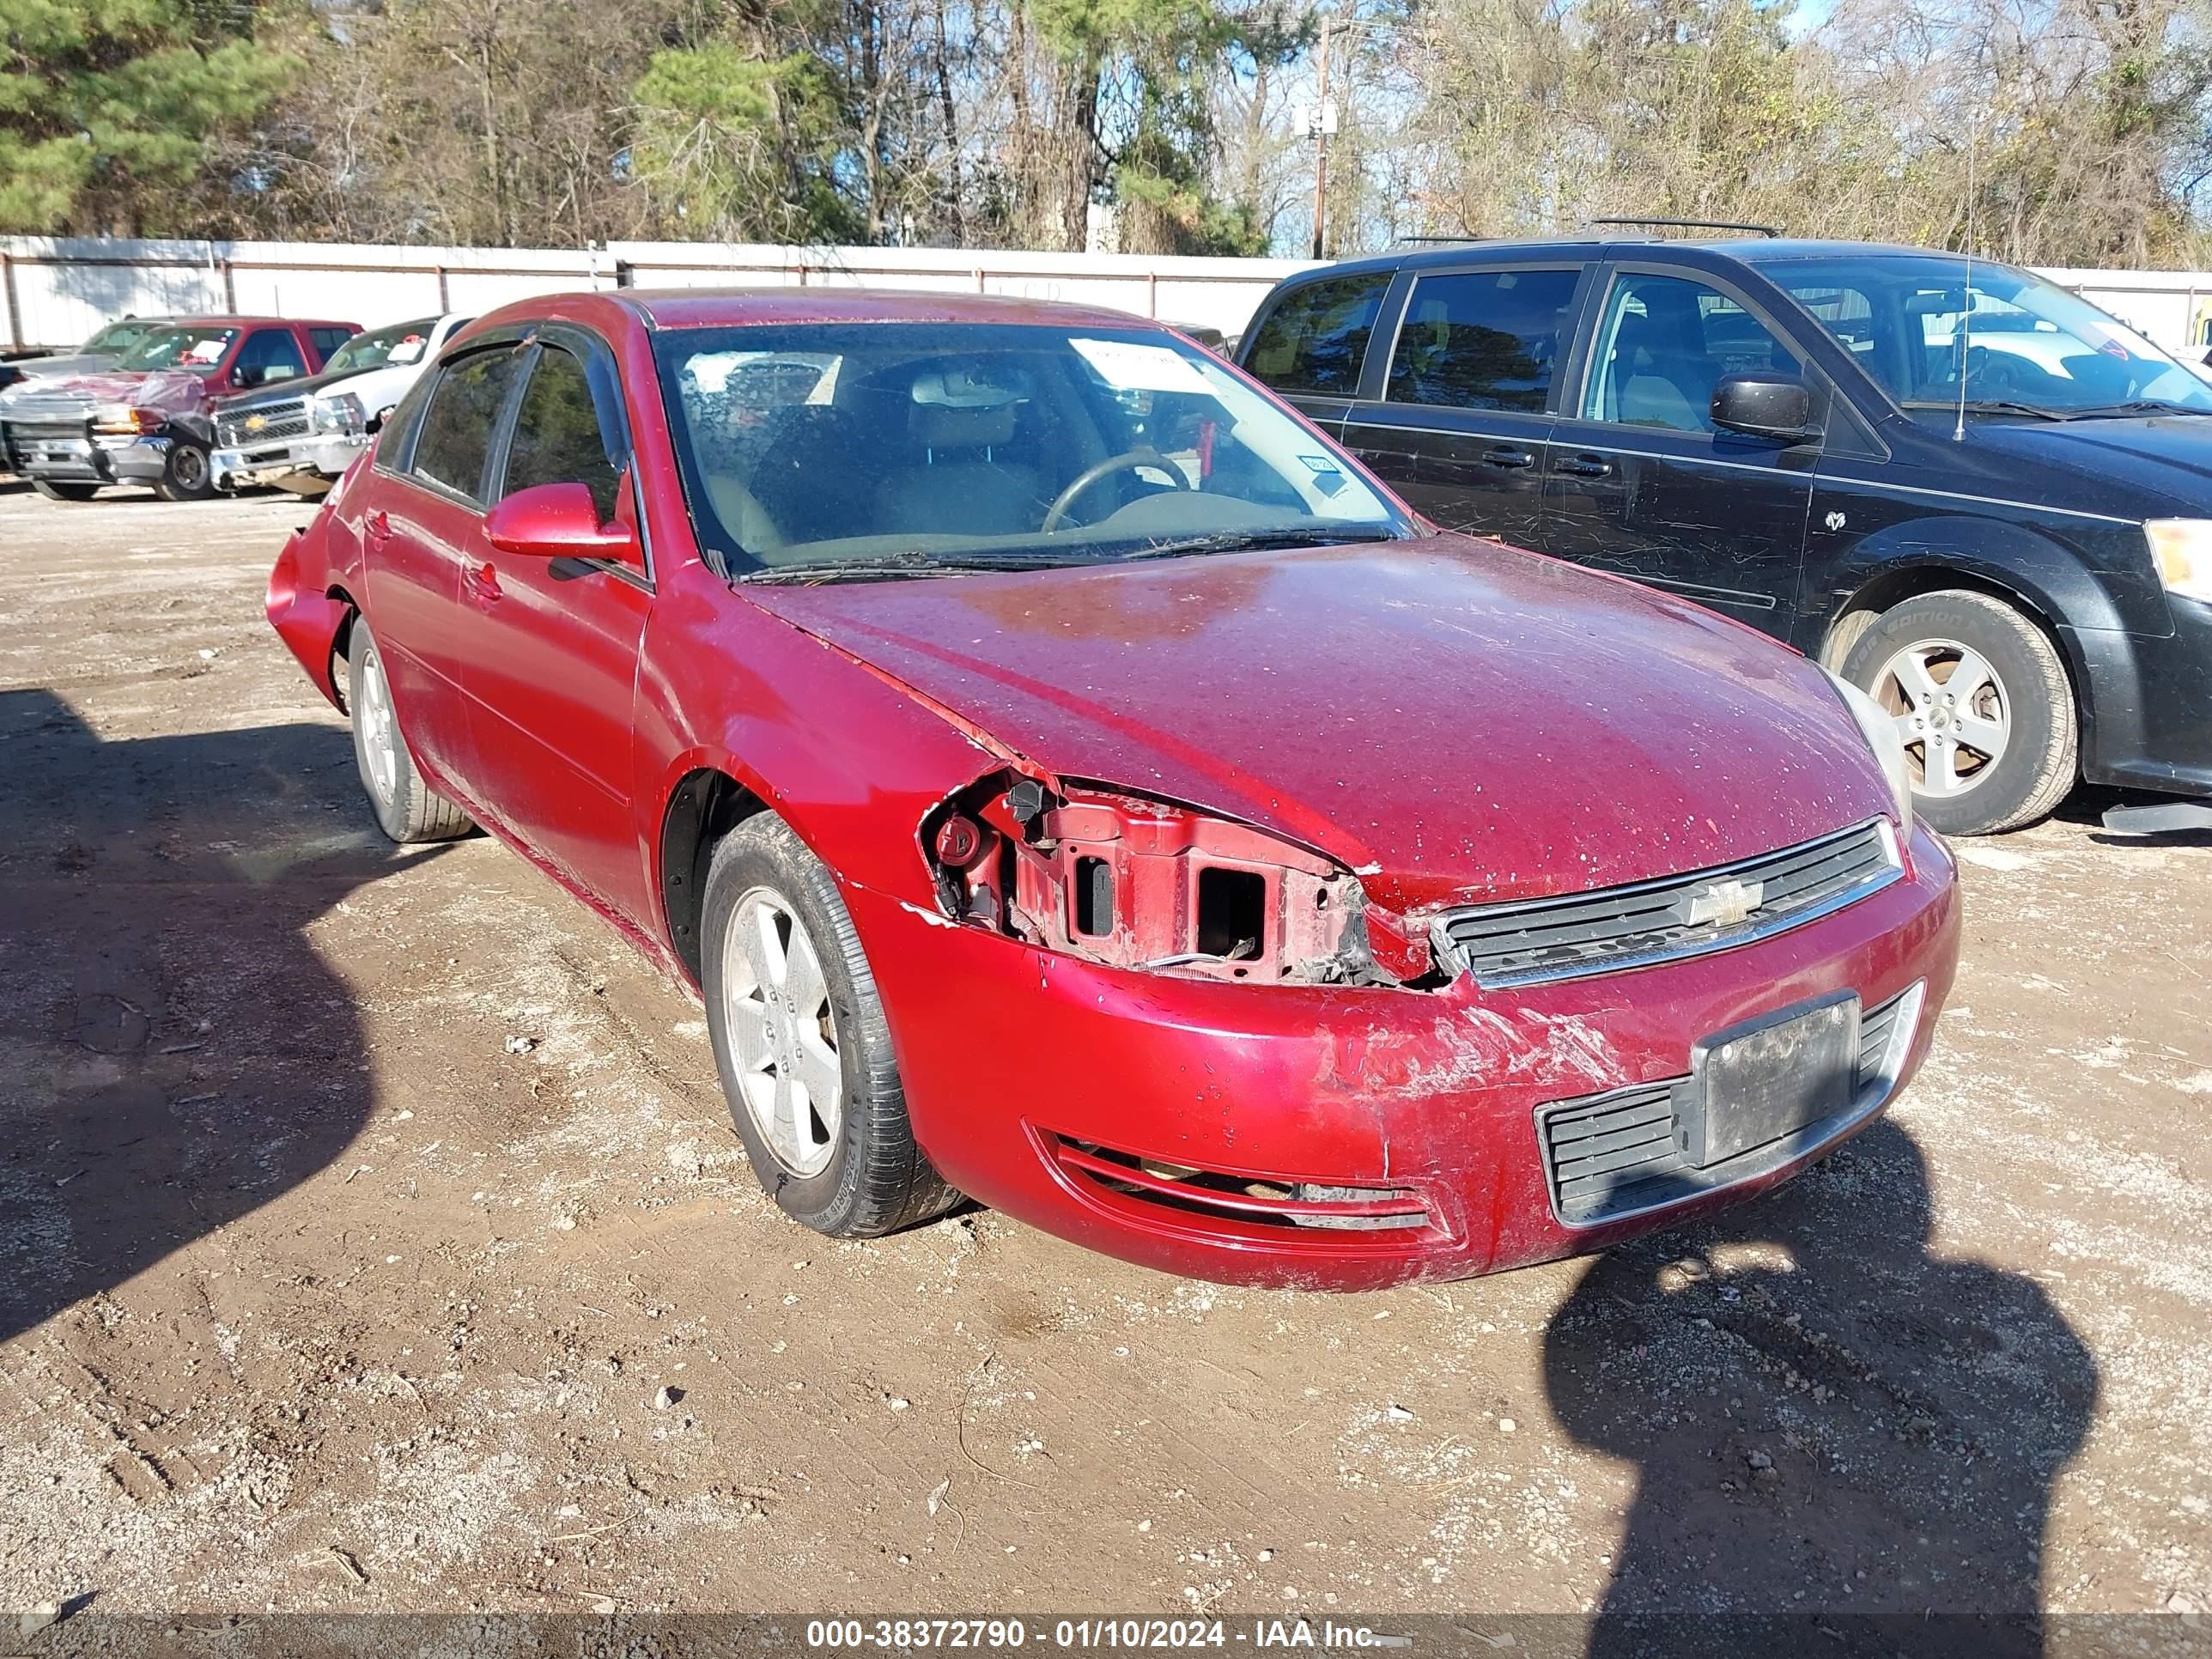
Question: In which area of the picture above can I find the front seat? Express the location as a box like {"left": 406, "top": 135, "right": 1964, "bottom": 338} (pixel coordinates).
{"left": 873, "top": 399, "right": 1045, "bottom": 537}
{"left": 1613, "top": 286, "right": 1717, "bottom": 433}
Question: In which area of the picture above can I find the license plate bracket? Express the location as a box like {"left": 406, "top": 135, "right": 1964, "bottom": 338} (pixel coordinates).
{"left": 1680, "top": 994, "right": 1861, "bottom": 1168}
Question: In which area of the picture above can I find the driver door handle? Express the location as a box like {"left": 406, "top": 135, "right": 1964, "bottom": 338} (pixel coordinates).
{"left": 364, "top": 509, "right": 392, "bottom": 542}
{"left": 1480, "top": 446, "right": 1536, "bottom": 471}
{"left": 465, "top": 561, "right": 502, "bottom": 601}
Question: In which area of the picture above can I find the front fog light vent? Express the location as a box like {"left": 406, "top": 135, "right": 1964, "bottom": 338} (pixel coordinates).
{"left": 1046, "top": 1133, "right": 1439, "bottom": 1237}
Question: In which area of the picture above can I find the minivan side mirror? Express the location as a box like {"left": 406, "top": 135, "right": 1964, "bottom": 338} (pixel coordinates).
{"left": 1711, "top": 372, "right": 1819, "bottom": 444}
{"left": 483, "top": 481, "right": 638, "bottom": 562}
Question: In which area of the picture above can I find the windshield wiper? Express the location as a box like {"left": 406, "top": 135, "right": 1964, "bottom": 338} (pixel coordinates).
{"left": 1901, "top": 398, "right": 2075, "bottom": 422}
{"left": 1114, "top": 526, "right": 1407, "bottom": 563}
{"left": 2067, "top": 399, "right": 2212, "bottom": 419}
{"left": 735, "top": 550, "right": 1076, "bottom": 585}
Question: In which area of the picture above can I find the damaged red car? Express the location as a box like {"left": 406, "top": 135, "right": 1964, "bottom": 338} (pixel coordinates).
{"left": 266, "top": 290, "right": 1959, "bottom": 1290}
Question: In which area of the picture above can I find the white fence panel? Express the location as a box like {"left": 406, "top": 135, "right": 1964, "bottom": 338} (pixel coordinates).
{"left": 6, "top": 234, "right": 2210, "bottom": 356}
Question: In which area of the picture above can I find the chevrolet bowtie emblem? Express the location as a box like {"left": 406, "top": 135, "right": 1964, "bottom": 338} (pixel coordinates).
{"left": 1684, "top": 877, "right": 1764, "bottom": 928}
{"left": 245, "top": 413, "right": 267, "bottom": 432}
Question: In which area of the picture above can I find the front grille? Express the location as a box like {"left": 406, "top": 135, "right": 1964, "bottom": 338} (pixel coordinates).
{"left": 1537, "top": 983, "right": 1922, "bottom": 1226}
{"left": 1431, "top": 818, "right": 1901, "bottom": 989}
{"left": 217, "top": 398, "right": 310, "bottom": 447}
{"left": 1045, "top": 1133, "right": 1440, "bottom": 1238}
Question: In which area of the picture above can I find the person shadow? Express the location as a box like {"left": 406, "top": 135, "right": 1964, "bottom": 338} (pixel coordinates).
{"left": 0, "top": 685, "right": 448, "bottom": 1350}
{"left": 1543, "top": 1120, "right": 2096, "bottom": 1658}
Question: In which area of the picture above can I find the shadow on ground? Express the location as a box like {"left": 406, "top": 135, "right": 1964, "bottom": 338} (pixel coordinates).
{"left": 1545, "top": 1119, "right": 2096, "bottom": 1656}
{"left": 0, "top": 686, "right": 443, "bottom": 1346}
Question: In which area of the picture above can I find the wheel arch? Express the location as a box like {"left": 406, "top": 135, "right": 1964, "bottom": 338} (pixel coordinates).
{"left": 658, "top": 764, "right": 774, "bottom": 983}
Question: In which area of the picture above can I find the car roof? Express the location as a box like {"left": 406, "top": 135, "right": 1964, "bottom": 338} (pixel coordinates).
{"left": 142, "top": 315, "right": 361, "bottom": 329}
{"left": 1310, "top": 234, "right": 1990, "bottom": 281}
{"left": 626, "top": 288, "right": 1172, "bottom": 333}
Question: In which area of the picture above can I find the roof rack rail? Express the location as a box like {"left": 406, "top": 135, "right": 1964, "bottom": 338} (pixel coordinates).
{"left": 1586, "top": 216, "right": 1782, "bottom": 238}
{"left": 1394, "top": 234, "right": 1483, "bottom": 246}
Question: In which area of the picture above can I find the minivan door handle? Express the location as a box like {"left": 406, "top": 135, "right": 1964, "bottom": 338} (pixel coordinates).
{"left": 1553, "top": 454, "right": 1615, "bottom": 479}
{"left": 1480, "top": 445, "right": 1536, "bottom": 471}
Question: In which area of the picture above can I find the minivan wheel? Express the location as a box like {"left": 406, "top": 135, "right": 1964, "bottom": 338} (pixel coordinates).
{"left": 700, "top": 814, "right": 960, "bottom": 1238}
{"left": 1839, "top": 589, "right": 2076, "bottom": 836}
{"left": 345, "top": 620, "right": 475, "bottom": 843}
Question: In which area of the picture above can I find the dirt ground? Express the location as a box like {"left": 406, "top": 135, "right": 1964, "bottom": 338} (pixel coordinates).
{"left": 3, "top": 482, "right": 2209, "bottom": 1641}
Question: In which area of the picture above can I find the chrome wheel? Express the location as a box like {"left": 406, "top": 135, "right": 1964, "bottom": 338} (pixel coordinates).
{"left": 720, "top": 887, "right": 842, "bottom": 1177}
{"left": 357, "top": 643, "right": 398, "bottom": 805}
{"left": 1872, "top": 637, "right": 2011, "bottom": 799}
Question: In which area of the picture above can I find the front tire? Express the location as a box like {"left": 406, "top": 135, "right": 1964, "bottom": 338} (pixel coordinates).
{"left": 345, "top": 620, "right": 474, "bottom": 843}
{"left": 701, "top": 815, "right": 959, "bottom": 1237}
{"left": 1839, "top": 589, "right": 2076, "bottom": 836}
{"left": 156, "top": 438, "right": 216, "bottom": 501}
{"left": 32, "top": 478, "right": 99, "bottom": 502}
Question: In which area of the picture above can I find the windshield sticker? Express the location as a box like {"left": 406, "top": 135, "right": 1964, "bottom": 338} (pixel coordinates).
{"left": 1300, "top": 454, "right": 1346, "bottom": 497}
{"left": 1070, "top": 338, "right": 1212, "bottom": 396}
{"left": 389, "top": 337, "right": 424, "bottom": 363}
{"left": 186, "top": 337, "right": 227, "bottom": 363}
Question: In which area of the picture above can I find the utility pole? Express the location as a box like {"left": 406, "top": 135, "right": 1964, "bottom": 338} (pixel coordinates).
{"left": 1310, "top": 14, "right": 1334, "bottom": 260}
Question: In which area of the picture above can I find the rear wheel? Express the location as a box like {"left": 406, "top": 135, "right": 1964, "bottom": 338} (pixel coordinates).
{"left": 32, "top": 478, "right": 98, "bottom": 502}
{"left": 701, "top": 814, "right": 960, "bottom": 1237}
{"left": 1838, "top": 589, "right": 2076, "bottom": 836}
{"left": 156, "top": 438, "right": 216, "bottom": 501}
{"left": 345, "top": 620, "right": 474, "bottom": 843}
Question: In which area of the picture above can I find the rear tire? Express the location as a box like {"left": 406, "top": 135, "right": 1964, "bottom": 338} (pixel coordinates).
{"left": 1838, "top": 589, "right": 2076, "bottom": 836}
{"left": 701, "top": 814, "right": 960, "bottom": 1237}
{"left": 156, "top": 438, "right": 216, "bottom": 501}
{"left": 345, "top": 620, "right": 474, "bottom": 843}
{"left": 32, "top": 478, "right": 98, "bottom": 502}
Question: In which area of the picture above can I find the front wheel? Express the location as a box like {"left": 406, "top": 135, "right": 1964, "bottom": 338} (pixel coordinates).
{"left": 156, "top": 438, "right": 216, "bottom": 501}
{"left": 1838, "top": 589, "right": 2076, "bottom": 836}
{"left": 701, "top": 814, "right": 960, "bottom": 1237}
{"left": 345, "top": 620, "right": 474, "bottom": 843}
{"left": 32, "top": 478, "right": 99, "bottom": 502}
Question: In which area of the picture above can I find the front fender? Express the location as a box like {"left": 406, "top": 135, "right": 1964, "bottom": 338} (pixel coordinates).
{"left": 1827, "top": 513, "right": 2155, "bottom": 638}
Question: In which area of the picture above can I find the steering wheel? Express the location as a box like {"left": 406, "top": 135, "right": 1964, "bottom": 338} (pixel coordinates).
{"left": 1042, "top": 447, "right": 1191, "bottom": 532}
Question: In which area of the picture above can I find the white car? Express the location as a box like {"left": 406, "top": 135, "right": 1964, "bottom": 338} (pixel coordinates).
{"left": 210, "top": 313, "right": 472, "bottom": 494}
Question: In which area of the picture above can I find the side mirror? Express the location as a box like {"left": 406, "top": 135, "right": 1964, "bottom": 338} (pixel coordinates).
{"left": 483, "top": 481, "right": 638, "bottom": 562}
{"left": 1711, "top": 372, "right": 1819, "bottom": 443}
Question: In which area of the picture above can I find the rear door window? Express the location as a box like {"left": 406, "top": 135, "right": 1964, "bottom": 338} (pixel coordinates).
{"left": 309, "top": 326, "right": 355, "bottom": 364}
{"left": 1243, "top": 274, "right": 1391, "bottom": 397}
{"left": 1385, "top": 268, "right": 1584, "bottom": 411}
{"left": 408, "top": 349, "right": 523, "bottom": 503}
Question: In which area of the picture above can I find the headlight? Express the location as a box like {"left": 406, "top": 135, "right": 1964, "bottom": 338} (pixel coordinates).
{"left": 2145, "top": 519, "right": 2212, "bottom": 603}
{"left": 920, "top": 772, "right": 1420, "bottom": 984}
{"left": 1822, "top": 666, "right": 1912, "bottom": 823}
{"left": 90, "top": 404, "right": 161, "bottom": 435}
{"left": 313, "top": 392, "right": 367, "bottom": 435}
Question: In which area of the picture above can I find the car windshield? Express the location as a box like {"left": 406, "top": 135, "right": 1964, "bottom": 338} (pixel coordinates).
{"left": 1769, "top": 253, "right": 2212, "bottom": 417}
{"left": 325, "top": 318, "right": 442, "bottom": 377}
{"left": 114, "top": 325, "right": 240, "bottom": 375}
{"left": 654, "top": 321, "right": 1409, "bottom": 576}
{"left": 81, "top": 319, "right": 164, "bottom": 355}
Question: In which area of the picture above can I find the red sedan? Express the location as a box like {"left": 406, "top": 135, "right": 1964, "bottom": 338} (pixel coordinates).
{"left": 266, "top": 289, "right": 1959, "bottom": 1290}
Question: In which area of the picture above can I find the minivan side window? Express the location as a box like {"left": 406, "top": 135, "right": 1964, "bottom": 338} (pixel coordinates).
{"left": 1244, "top": 274, "right": 1390, "bottom": 397}
{"left": 1584, "top": 273, "right": 1799, "bottom": 434}
{"left": 1386, "top": 268, "right": 1583, "bottom": 411}
{"left": 409, "top": 349, "right": 523, "bottom": 502}
{"left": 501, "top": 347, "right": 623, "bottom": 522}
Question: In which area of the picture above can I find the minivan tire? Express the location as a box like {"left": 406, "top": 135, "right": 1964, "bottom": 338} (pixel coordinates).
{"left": 1839, "top": 589, "right": 2076, "bottom": 836}
{"left": 700, "top": 814, "right": 961, "bottom": 1238}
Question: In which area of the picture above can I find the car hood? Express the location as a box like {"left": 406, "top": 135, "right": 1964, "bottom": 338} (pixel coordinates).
{"left": 6, "top": 351, "right": 121, "bottom": 385}
{"left": 15, "top": 368, "right": 216, "bottom": 416}
{"left": 214, "top": 363, "right": 358, "bottom": 411}
{"left": 1966, "top": 413, "right": 2212, "bottom": 509}
{"left": 744, "top": 535, "right": 1895, "bottom": 914}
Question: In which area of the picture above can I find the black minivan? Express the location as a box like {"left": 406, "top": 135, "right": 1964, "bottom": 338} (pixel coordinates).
{"left": 1236, "top": 234, "right": 2212, "bottom": 836}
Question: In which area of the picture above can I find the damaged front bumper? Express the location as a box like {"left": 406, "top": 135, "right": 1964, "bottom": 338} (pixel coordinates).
{"left": 850, "top": 819, "right": 1959, "bottom": 1290}
{"left": 213, "top": 433, "right": 366, "bottom": 494}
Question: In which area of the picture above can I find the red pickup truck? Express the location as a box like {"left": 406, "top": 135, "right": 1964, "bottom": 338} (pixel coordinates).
{"left": 0, "top": 315, "right": 359, "bottom": 501}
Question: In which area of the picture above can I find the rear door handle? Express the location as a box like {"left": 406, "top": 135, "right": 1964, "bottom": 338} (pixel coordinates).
{"left": 465, "top": 561, "right": 502, "bottom": 601}
{"left": 1554, "top": 455, "right": 1614, "bottom": 478}
{"left": 364, "top": 509, "right": 392, "bottom": 541}
{"left": 1480, "top": 446, "right": 1536, "bottom": 471}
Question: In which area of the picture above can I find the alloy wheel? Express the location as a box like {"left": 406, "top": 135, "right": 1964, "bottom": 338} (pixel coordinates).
{"left": 358, "top": 644, "right": 399, "bottom": 805}
{"left": 1871, "top": 638, "right": 2011, "bottom": 798}
{"left": 720, "top": 887, "right": 842, "bottom": 1177}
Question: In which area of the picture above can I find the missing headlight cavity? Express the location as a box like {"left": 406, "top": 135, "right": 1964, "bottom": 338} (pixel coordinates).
{"left": 1074, "top": 856, "right": 1115, "bottom": 937}
{"left": 1195, "top": 867, "right": 1265, "bottom": 962}
{"left": 921, "top": 770, "right": 1412, "bottom": 985}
